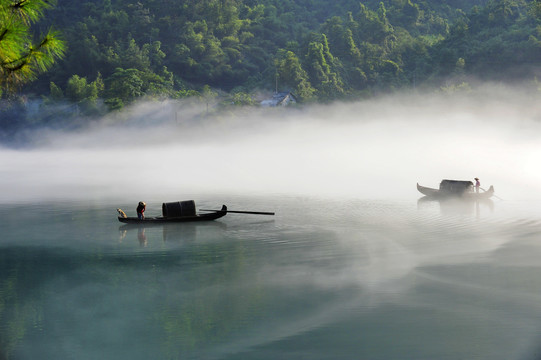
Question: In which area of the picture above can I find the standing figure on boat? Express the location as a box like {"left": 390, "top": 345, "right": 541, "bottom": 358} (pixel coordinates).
{"left": 137, "top": 201, "right": 146, "bottom": 220}
{"left": 474, "top": 178, "right": 480, "bottom": 193}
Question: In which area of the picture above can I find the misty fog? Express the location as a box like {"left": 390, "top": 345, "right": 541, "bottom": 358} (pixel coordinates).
{"left": 1, "top": 84, "right": 540, "bottom": 203}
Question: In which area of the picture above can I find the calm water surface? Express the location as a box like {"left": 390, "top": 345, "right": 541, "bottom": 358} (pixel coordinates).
{"left": 1, "top": 195, "right": 541, "bottom": 360}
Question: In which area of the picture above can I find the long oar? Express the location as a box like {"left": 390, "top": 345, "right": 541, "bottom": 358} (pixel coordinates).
{"left": 200, "top": 209, "right": 275, "bottom": 216}
{"left": 480, "top": 187, "right": 503, "bottom": 201}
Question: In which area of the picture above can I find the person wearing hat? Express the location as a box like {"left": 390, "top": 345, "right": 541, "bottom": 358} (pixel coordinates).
{"left": 474, "top": 178, "right": 480, "bottom": 193}
{"left": 136, "top": 201, "right": 146, "bottom": 220}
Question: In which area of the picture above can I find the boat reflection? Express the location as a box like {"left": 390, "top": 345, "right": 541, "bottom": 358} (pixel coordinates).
{"left": 119, "top": 221, "right": 227, "bottom": 247}
{"left": 417, "top": 196, "right": 495, "bottom": 216}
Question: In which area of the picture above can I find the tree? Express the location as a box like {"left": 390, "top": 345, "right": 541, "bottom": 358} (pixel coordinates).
{"left": 276, "top": 50, "right": 315, "bottom": 101}
{"left": 201, "top": 84, "right": 217, "bottom": 114}
{"left": 321, "top": 17, "right": 366, "bottom": 89}
{"left": 304, "top": 34, "right": 344, "bottom": 99}
{"left": 228, "top": 91, "right": 255, "bottom": 106}
{"left": 105, "top": 68, "right": 144, "bottom": 108}
{"left": 389, "top": 0, "right": 420, "bottom": 28}
{"left": 0, "top": 0, "right": 65, "bottom": 95}
{"left": 48, "top": 81, "right": 63, "bottom": 100}
{"left": 355, "top": 3, "right": 393, "bottom": 43}
{"left": 529, "top": 0, "right": 541, "bottom": 20}
{"left": 66, "top": 75, "right": 91, "bottom": 102}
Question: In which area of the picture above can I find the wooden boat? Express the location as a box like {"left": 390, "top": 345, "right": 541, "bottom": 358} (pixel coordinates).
{"left": 118, "top": 204, "right": 228, "bottom": 224}
{"left": 417, "top": 180, "right": 495, "bottom": 200}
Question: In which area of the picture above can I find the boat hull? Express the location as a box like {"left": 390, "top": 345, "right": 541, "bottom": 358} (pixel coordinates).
{"left": 417, "top": 183, "right": 494, "bottom": 200}
{"left": 118, "top": 205, "right": 227, "bottom": 224}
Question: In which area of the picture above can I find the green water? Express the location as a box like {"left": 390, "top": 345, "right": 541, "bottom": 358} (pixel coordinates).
{"left": 1, "top": 196, "right": 541, "bottom": 360}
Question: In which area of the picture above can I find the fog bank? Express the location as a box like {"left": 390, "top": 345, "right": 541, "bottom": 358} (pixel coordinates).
{"left": 1, "top": 85, "right": 540, "bottom": 202}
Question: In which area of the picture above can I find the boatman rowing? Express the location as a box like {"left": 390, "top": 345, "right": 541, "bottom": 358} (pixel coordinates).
{"left": 474, "top": 178, "right": 480, "bottom": 193}
{"left": 137, "top": 201, "right": 146, "bottom": 220}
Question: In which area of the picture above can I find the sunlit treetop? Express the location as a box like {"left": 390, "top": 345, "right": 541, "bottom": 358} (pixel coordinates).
{"left": 0, "top": 0, "right": 65, "bottom": 96}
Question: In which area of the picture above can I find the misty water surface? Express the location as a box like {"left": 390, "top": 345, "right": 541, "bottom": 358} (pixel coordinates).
{"left": 1, "top": 87, "right": 541, "bottom": 359}
{"left": 2, "top": 196, "right": 541, "bottom": 360}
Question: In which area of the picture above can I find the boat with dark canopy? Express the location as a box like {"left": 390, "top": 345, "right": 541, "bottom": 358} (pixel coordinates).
{"left": 417, "top": 180, "right": 495, "bottom": 199}
{"left": 117, "top": 200, "right": 275, "bottom": 224}
{"left": 117, "top": 200, "right": 228, "bottom": 224}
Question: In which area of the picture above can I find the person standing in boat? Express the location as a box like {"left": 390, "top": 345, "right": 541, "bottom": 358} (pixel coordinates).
{"left": 137, "top": 201, "right": 146, "bottom": 220}
{"left": 474, "top": 178, "right": 480, "bottom": 193}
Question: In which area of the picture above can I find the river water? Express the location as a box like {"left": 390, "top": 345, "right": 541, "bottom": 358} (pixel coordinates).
{"left": 1, "top": 195, "right": 541, "bottom": 360}
{"left": 2, "top": 89, "right": 541, "bottom": 359}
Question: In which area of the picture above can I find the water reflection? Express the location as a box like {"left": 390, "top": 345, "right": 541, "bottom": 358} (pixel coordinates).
{"left": 2, "top": 199, "right": 541, "bottom": 360}
{"left": 118, "top": 221, "right": 227, "bottom": 247}
{"left": 417, "top": 196, "right": 495, "bottom": 216}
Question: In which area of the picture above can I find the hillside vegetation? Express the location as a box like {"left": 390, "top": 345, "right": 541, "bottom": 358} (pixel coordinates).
{"left": 2, "top": 0, "right": 541, "bottom": 122}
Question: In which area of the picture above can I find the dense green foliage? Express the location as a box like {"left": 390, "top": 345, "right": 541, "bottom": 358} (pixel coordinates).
{"left": 0, "top": 0, "right": 66, "bottom": 96}
{"left": 4, "top": 0, "right": 541, "bottom": 115}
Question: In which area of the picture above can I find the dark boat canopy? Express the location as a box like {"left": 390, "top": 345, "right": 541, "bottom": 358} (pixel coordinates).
{"left": 162, "top": 200, "right": 196, "bottom": 218}
{"left": 439, "top": 180, "right": 473, "bottom": 194}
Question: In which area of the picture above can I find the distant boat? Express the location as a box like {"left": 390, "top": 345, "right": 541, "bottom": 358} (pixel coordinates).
{"left": 417, "top": 180, "right": 495, "bottom": 199}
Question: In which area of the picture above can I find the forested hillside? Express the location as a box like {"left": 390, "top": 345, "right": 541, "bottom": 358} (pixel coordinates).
{"left": 3, "top": 0, "right": 541, "bottom": 119}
